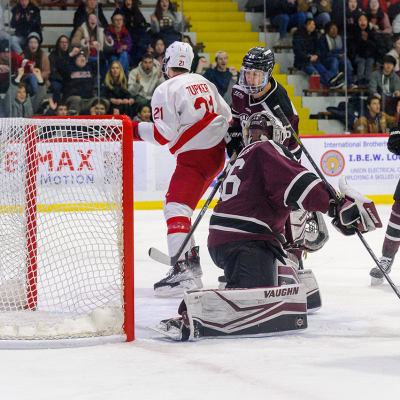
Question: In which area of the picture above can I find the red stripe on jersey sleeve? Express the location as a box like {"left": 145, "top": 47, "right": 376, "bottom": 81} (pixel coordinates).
{"left": 153, "top": 125, "right": 170, "bottom": 145}
{"left": 169, "top": 112, "right": 218, "bottom": 155}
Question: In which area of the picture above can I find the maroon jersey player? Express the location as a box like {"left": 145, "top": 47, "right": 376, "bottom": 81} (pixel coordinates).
{"left": 208, "top": 113, "right": 380, "bottom": 289}
{"left": 226, "top": 47, "right": 301, "bottom": 160}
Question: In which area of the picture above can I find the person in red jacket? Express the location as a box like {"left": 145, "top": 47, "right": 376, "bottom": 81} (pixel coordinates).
{"left": 0, "top": 39, "right": 34, "bottom": 94}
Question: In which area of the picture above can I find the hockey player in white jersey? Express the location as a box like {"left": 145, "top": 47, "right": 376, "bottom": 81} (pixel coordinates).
{"left": 131, "top": 41, "right": 232, "bottom": 296}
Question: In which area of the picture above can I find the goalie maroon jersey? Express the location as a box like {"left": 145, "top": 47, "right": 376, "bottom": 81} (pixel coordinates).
{"left": 231, "top": 78, "right": 301, "bottom": 159}
{"left": 207, "top": 140, "right": 331, "bottom": 249}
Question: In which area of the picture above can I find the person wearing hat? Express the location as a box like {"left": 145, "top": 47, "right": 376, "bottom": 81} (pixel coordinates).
{"left": 370, "top": 54, "right": 400, "bottom": 115}
{"left": 105, "top": 9, "right": 132, "bottom": 77}
{"left": 0, "top": 39, "right": 34, "bottom": 94}
{"left": 202, "top": 50, "right": 238, "bottom": 105}
{"left": 10, "top": 0, "right": 41, "bottom": 51}
{"left": 20, "top": 31, "right": 50, "bottom": 95}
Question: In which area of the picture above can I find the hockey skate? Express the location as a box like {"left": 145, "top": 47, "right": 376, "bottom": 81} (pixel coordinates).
{"left": 187, "top": 246, "right": 203, "bottom": 289}
{"left": 370, "top": 256, "right": 394, "bottom": 286}
{"left": 154, "top": 260, "right": 198, "bottom": 296}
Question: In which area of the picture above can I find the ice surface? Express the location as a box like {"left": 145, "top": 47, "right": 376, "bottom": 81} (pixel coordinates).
{"left": 1, "top": 206, "right": 400, "bottom": 399}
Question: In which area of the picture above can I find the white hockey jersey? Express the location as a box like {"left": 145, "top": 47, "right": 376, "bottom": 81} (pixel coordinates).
{"left": 138, "top": 72, "right": 232, "bottom": 156}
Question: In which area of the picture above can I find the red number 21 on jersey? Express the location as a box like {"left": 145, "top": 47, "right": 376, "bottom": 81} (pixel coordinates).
{"left": 153, "top": 107, "right": 163, "bottom": 120}
{"left": 194, "top": 96, "right": 214, "bottom": 117}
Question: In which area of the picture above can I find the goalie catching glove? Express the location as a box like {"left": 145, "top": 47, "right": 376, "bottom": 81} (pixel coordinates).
{"left": 387, "top": 130, "right": 400, "bottom": 155}
{"left": 329, "top": 176, "right": 382, "bottom": 235}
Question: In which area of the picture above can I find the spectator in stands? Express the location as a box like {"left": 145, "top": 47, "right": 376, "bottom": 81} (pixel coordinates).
{"left": 0, "top": 0, "right": 22, "bottom": 54}
{"left": 345, "top": 0, "right": 364, "bottom": 64}
{"left": 150, "top": 0, "right": 190, "bottom": 45}
{"left": 62, "top": 48, "right": 97, "bottom": 115}
{"left": 120, "top": 0, "right": 150, "bottom": 66}
{"left": 49, "top": 35, "right": 70, "bottom": 103}
{"left": 128, "top": 52, "right": 164, "bottom": 111}
{"left": 90, "top": 98, "right": 109, "bottom": 115}
{"left": 318, "top": 22, "right": 357, "bottom": 88}
{"left": 105, "top": 9, "right": 132, "bottom": 77}
{"left": 297, "top": 0, "right": 332, "bottom": 30}
{"left": 361, "top": 0, "right": 391, "bottom": 12}
{"left": 1, "top": 67, "right": 46, "bottom": 118}
{"left": 353, "top": 13, "right": 377, "bottom": 86}
{"left": 203, "top": 51, "right": 238, "bottom": 105}
{"left": 365, "top": 0, "right": 392, "bottom": 58}
{"left": 0, "top": 39, "right": 34, "bottom": 94}
{"left": 44, "top": 98, "right": 69, "bottom": 117}
{"left": 149, "top": 37, "right": 166, "bottom": 66}
{"left": 183, "top": 35, "right": 208, "bottom": 74}
{"left": 103, "top": 60, "right": 134, "bottom": 117}
{"left": 71, "top": 13, "right": 114, "bottom": 76}
{"left": 387, "top": 34, "right": 400, "bottom": 74}
{"left": 266, "top": 0, "right": 306, "bottom": 46}
{"left": 292, "top": 19, "right": 344, "bottom": 89}
{"left": 133, "top": 103, "right": 152, "bottom": 122}
{"left": 21, "top": 32, "right": 50, "bottom": 95}
{"left": 370, "top": 54, "right": 400, "bottom": 115}
{"left": 388, "top": 0, "right": 400, "bottom": 34}
{"left": 10, "top": 0, "right": 41, "bottom": 51}
{"left": 72, "top": 0, "right": 108, "bottom": 39}
{"left": 353, "top": 94, "right": 398, "bottom": 132}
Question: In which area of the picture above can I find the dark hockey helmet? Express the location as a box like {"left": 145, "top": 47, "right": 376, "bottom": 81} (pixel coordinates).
{"left": 239, "top": 47, "right": 275, "bottom": 95}
{"left": 243, "top": 111, "right": 288, "bottom": 146}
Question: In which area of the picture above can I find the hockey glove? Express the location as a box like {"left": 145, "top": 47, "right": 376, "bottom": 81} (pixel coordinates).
{"left": 387, "top": 131, "right": 400, "bottom": 155}
{"left": 330, "top": 199, "right": 360, "bottom": 236}
{"left": 132, "top": 120, "right": 142, "bottom": 141}
{"left": 225, "top": 129, "right": 244, "bottom": 158}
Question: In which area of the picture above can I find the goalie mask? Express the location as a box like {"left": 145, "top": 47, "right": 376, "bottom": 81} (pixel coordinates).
{"left": 239, "top": 47, "right": 275, "bottom": 95}
{"left": 243, "top": 111, "right": 290, "bottom": 146}
{"left": 162, "top": 41, "right": 194, "bottom": 80}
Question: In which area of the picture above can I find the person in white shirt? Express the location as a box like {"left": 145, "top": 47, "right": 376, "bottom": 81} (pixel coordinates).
{"left": 131, "top": 41, "right": 232, "bottom": 296}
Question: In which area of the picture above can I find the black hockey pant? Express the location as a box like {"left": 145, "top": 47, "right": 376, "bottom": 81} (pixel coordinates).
{"left": 209, "top": 241, "right": 280, "bottom": 288}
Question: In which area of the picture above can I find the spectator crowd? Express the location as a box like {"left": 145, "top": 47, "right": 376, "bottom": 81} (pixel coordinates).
{"left": 0, "top": 0, "right": 212, "bottom": 120}
{"left": 267, "top": 0, "right": 400, "bottom": 132}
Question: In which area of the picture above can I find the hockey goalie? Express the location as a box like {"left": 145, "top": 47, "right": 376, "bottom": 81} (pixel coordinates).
{"left": 150, "top": 112, "right": 382, "bottom": 341}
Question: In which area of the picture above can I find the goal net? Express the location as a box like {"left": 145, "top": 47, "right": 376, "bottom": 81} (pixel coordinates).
{"left": 0, "top": 116, "right": 134, "bottom": 348}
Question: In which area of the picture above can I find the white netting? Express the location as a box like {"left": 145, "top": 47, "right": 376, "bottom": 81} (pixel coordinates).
{"left": 0, "top": 118, "right": 129, "bottom": 342}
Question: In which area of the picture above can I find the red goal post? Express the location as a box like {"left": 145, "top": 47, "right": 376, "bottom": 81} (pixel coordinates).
{"left": 0, "top": 115, "right": 134, "bottom": 348}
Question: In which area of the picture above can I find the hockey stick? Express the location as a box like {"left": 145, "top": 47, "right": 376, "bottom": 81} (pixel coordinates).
{"left": 274, "top": 105, "right": 400, "bottom": 299}
{"left": 148, "top": 152, "right": 237, "bottom": 266}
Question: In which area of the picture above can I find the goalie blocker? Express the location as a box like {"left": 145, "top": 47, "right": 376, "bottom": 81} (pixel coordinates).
{"left": 149, "top": 284, "right": 307, "bottom": 341}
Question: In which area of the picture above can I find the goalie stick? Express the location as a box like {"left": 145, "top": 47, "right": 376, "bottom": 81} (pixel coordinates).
{"left": 274, "top": 105, "right": 400, "bottom": 299}
{"left": 148, "top": 152, "right": 237, "bottom": 266}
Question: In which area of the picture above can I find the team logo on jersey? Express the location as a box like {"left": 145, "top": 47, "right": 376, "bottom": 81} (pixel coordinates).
{"left": 233, "top": 91, "right": 244, "bottom": 99}
{"left": 320, "top": 150, "right": 345, "bottom": 176}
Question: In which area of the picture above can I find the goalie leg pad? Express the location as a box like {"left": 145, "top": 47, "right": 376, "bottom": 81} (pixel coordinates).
{"left": 183, "top": 284, "right": 307, "bottom": 340}
{"left": 277, "top": 254, "right": 300, "bottom": 286}
{"left": 298, "top": 269, "right": 322, "bottom": 313}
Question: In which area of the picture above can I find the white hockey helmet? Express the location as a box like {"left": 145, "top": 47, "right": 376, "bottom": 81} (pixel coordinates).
{"left": 243, "top": 111, "right": 289, "bottom": 146}
{"left": 162, "top": 41, "right": 194, "bottom": 79}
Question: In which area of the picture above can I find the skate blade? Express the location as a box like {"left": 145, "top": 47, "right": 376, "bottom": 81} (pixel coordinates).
{"left": 148, "top": 325, "right": 182, "bottom": 341}
{"left": 371, "top": 276, "right": 384, "bottom": 286}
{"left": 154, "top": 280, "right": 198, "bottom": 297}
